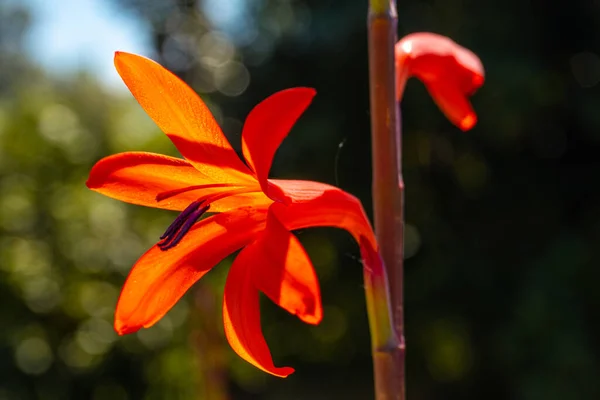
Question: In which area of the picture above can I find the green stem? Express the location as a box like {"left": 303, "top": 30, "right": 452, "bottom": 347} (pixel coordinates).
{"left": 367, "top": 0, "right": 406, "bottom": 399}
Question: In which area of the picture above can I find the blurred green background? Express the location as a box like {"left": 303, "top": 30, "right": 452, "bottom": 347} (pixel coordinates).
{"left": 1, "top": 0, "right": 600, "bottom": 399}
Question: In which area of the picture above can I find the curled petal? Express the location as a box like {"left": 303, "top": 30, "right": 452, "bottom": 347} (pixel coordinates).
{"left": 87, "top": 152, "right": 270, "bottom": 212}
{"left": 115, "top": 206, "right": 268, "bottom": 335}
{"left": 223, "top": 240, "right": 295, "bottom": 377}
{"left": 241, "top": 88, "right": 316, "bottom": 200}
{"left": 252, "top": 210, "right": 322, "bottom": 325}
{"left": 114, "top": 52, "right": 255, "bottom": 182}
{"left": 395, "top": 32, "right": 484, "bottom": 131}
{"left": 269, "top": 180, "right": 394, "bottom": 346}
{"left": 270, "top": 179, "right": 378, "bottom": 249}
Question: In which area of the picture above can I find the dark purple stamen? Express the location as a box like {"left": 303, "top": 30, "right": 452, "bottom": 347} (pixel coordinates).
{"left": 160, "top": 200, "right": 204, "bottom": 240}
{"left": 158, "top": 201, "right": 211, "bottom": 251}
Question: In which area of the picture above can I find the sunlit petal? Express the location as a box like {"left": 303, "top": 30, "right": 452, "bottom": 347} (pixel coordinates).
{"left": 241, "top": 88, "right": 316, "bottom": 200}
{"left": 114, "top": 206, "right": 268, "bottom": 334}
{"left": 252, "top": 211, "right": 322, "bottom": 324}
{"left": 114, "top": 52, "right": 255, "bottom": 182}
{"left": 87, "top": 152, "right": 270, "bottom": 211}
{"left": 223, "top": 240, "right": 295, "bottom": 377}
{"left": 270, "top": 181, "right": 385, "bottom": 339}
{"left": 271, "top": 179, "right": 377, "bottom": 249}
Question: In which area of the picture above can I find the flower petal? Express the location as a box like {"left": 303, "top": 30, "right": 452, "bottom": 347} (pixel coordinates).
{"left": 252, "top": 210, "right": 322, "bottom": 325}
{"left": 241, "top": 88, "right": 316, "bottom": 199}
{"left": 423, "top": 81, "right": 478, "bottom": 131}
{"left": 114, "top": 52, "right": 255, "bottom": 182}
{"left": 270, "top": 180, "right": 387, "bottom": 338}
{"left": 87, "top": 152, "right": 270, "bottom": 212}
{"left": 395, "top": 32, "right": 484, "bottom": 131}
{"left": 223, "top": 239, "right": 295, "bottom": 378}
{"left": 270, "top": 179, "right": 377, "bottom": 249}
{"left": 115, "top": 206, "right": 268, "bottom": 335}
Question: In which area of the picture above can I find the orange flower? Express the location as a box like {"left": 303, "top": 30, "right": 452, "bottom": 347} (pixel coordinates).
{"left": 395, "top": 32, "right": 485, "bottom": 131}
{"left": 87, "top": 52, "right": 381, "bottom": 377}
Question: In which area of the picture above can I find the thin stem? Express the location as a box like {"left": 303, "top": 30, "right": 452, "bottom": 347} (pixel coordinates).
{"left": 367, "top": 0, "right": 406, "bottom": 399}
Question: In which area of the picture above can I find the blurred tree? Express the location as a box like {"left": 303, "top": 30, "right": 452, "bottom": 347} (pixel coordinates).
{"left": 0, "top": 3, "right": 35, "bottom": 94}
{"left": 0, "top": 3, "right": 208, "bottom": 399}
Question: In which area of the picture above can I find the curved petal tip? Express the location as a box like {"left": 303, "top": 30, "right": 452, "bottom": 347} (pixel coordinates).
{"left": 223, "top": 243, "right": 297, "bottom": 377}
{"left": 114, "top": 318, "right": 140, "bottom": 336}
{"left": 114, "top": 51, "right": 148, "bottom": 67}
{"left": 459, "top": 113, "right": 477, "bottom": 132}
{"left": 241, "top": 87, "right": 316, "bottom": 201}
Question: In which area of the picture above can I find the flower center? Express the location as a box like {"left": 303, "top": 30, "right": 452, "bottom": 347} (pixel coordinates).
{"left": 158, "top": 200, "right": 210, "bottom": 251}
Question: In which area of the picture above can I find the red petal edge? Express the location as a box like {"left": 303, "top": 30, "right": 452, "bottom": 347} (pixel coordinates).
{"left": 223, "top": 237, "right": 295, "bottom": 377}
{"left": 241, "top": 88, "right": 316, "bottom": 200}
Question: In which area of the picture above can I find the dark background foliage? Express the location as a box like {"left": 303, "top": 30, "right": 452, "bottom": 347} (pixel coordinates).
{"left": 1, "top": 0, "right": 599, "bottom": 399}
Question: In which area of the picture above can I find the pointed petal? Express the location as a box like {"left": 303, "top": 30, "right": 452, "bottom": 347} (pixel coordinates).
{"left": 87, "top": 152, "right": 270, "bottom": 212}
{"left": 115, "top": 206, "right": 268, "bottom": 334}
{"left": 395, "top": 32, "right": 484, "bottom": 131}
{"left": 114, "top": 52, "right": 255, "bottom": 183}
{"left": 252, "top": 211, "right": 322, "bottom": 324}
{"left": 223, "top": 240, "right": 295, "bottom": 378}
{"left": 241, "top": 88, "right": 316, "bottom": 199}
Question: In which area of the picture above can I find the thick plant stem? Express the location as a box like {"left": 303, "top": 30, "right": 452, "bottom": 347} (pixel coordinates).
{"left": 367, "top": 0, "right": 406, "bottom": 399}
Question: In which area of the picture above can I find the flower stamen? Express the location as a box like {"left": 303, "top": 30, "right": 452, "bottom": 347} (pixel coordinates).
{"left": 158, "top": 200, "right": 211, "bottom": 251}
{"left": 158, "top": 186, "right": 263, "bottom": 251}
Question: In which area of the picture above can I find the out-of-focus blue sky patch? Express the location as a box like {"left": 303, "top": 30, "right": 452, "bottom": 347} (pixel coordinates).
{"left": 202, "top": 0, "right": 251, "bottom": 42}
{"left": 21, "top": 0, "right": 153, "bottom": 89}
